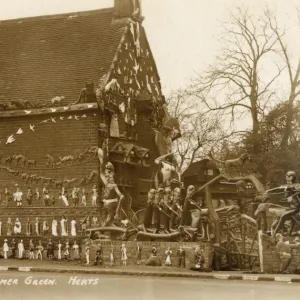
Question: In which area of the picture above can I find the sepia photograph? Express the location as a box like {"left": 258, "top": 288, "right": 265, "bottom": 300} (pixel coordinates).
{"left": 1, "top": 0, "right": 300, "bottom": 299}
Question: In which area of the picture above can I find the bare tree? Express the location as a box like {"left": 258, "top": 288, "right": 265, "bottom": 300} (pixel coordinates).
{"left": 192, "top": 7, "right": 285, "bottom": 153}
{"left": 266, "top": 10, "right": 300, "bottom": 149}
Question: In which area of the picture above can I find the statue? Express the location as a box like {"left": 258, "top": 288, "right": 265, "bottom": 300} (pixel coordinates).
{"left": 63, "top": 241, "right": 70, "bottom": 260}
{"left": 153, "top": 188, "right": 164, "bottom": 234}
{"left": 35, "top": 217, "right": 41, "bottom": 236}
{"left": 11, "top": 238, "right": 16, "bottom": 258}
{"left": 0, "top": 219, "right": 2, "bottom": 236}
{"left": 58, "top": 240, "right": 62, "bottom": 260}
{"left": 98, "top": 146, "right": 125, "bottom": 226}
{"left": 165, "top": 247, "right": 172, "bottom": 266}
{"left": 154, "top": 153, "right": 180, "bottom": 189}
{"left": 26, "top": 187, "right": 33, "bottom": 206}
{"left": 42, "top": 185, "right": 50, "bottom": 207}
{"left": 42, "top": 219, "right": 49, "bottom": 236}
{"left": 191, "top": 245, "right": 205, "bottom": 271}
{"left": 136, "top": 243, "right": 142, "bottom": 265}
{"left": 142, "top": 189, "right": 155, "bottom": 231}
{"left": 60, "top": 216, "right": 68, "bottom": 236}
{"left": 71, "top": 218, "right": 77, "bottom": 237}
{"left": 73, "top": 241, "right": 80, "bottom": 260}
{"left": 71, "top": 187, "right": 80, "bottom": 208}
{"left": 36, "top": 240, "right": 44, "bottom": 260}
{"left": 180, "top": 185, "right": 196, "bottom": 226}
{"left": 170, "top": 187, "right": 183, "bottom": 229}
{"left": 47, "top": 239, "right": 54, "bottom": 260}
{"left": 18, "top": 239, "right": 24, "bottom": 259}
{"left": 145, "top": 245, "right": 161, "bottom": 266}
{"left": 121, "top": 244, "right": 128, "bottom": 266}
{"left": 81, "top": 188, "right": 87, "bottom": 206}
{"left": 177, "top": 245, "right": 186, "bottom": 268}
{"left": 29, "top": 239, "right": 35, "bottom": 260}
{"left": 161, "top": 187, "right": 173, "bottom": 233}
{"left": 85, "top": 242, "right": 90, "bottom": 265}
{"left": 91, "top": 185, "right": 98, "bottom": 207}
{"left": 14, "top": 218, "right": 21, "bottom": 235}
{"left": 7, "top": 218, "right": 13, "bottom": 236}
{"left": 60, "top": 187, "right": 69, "bottom": 207}
{"left": 3, "top": 239, "right": 9, "bottom": 259}
{"left": 25, "top": 218, "right": 32, "bottom": 236}
{"left": 94, "top": 243, "right": 103, "bottom": 266}
{"left": 13, "top": 187, "right": 23, "bottom": 207}
{"left": 74, "top": 81, "right": 97, "bottom": 104}
{"left": 52, "top": 218, "right": 58, "bottom": 236}
{"left": 110, "top": 245, "right": 115, "bottom": 266}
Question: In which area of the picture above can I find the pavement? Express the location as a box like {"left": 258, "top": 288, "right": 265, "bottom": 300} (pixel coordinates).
{"left": 0, "top": 259, "right": 300, "bottom": 283}
{"left": 1, "top": 271, "right": 300, "bottom": 300}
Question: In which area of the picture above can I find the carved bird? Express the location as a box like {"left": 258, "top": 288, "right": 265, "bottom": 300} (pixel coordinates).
{"left": 81, "top": 114, "right": 87, "bottom": 118}
{"left": 29, "top": 124, "right": 35, "bottom": 131}
{"left": 24, "top": 110, "right": 32, "bottom": 114}
{"left": 51, "top": 117, "right": 56, "bottom": 123}
{"left": 50, "top": 108, "right": 57, "bottom": 113}
{"left": 67, "top": 115, "right": 73, "bottom": 120}
{"left": 74, "top": 115, "right": 80, "bottom": 120}
{"left": 63, "top": 106, "right": 69, "bottom": 110}
{"left": 16, "top": 128, "right": 23, "bottom": 135}
{"left": 87, "top": 104, "right": 94, "bottom": 108}
{"left": 6, "top": 135, "right": 15, "bottom": 144}
{"left": 60, "top": 116, "right": 64, "bottom": 120}
{"left": 133, "top": 60, "right": 139, "bottom": 74}
{"left": 40, "top": 119, "right": 49, "bottom": 124}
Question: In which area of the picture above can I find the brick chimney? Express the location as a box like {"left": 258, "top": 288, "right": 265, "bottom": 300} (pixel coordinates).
{"left": 114, "top": 0, "right": 143, "bottom": 21}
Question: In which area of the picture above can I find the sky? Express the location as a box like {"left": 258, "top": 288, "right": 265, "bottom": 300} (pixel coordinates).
{"left": 0, "top": 0, "right": 300, "bottom": 100}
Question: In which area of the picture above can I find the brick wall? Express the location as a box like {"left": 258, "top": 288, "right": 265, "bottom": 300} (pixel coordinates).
{"left": 0, "top": 110, "right": 100, "bottom": 206}
{"left": 262, "top": 236, "right": 300, "bottom": 273}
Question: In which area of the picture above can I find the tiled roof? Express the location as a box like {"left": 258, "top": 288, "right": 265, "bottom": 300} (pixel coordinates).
{"left": 0, "top": 8, "right": 128, "bottom": 105}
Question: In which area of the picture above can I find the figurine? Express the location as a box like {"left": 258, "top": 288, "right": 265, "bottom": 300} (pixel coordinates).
{"left": 91, "top": 185, "right": 98, "bottom": 207}
{"left": 7, "top": 218, "right": 13, "bottom": 236}
{"left": 25, "top": 218, "right": 32, "bottom": 236}
{"left": 73, "top": 241, "right": 80, "bottom": 260}
{"left": 42, "top": 185, "right": 50, "bottom": 206}
{"left": 61, "top": 187, "right": 69, "bottom": 207}
{"left": 98, "top": 147, "right": 125, "bottom": 226}
{"left": 0, "top": 218, "right": 2, "bottom": 236}
{"left": 13, "top": 186, "right": 23, "bottom": 207}
{"left": 35, "top": 188, "right": 40, "bottom": 202}
{"left": 60, "top": 215, "right": 68, "bottom": 236}
{"left": 177, "top": 246, "right": 186, "bottom": 268}
{"left": 36, "top": 240, "right": 44, "bottom": 260}
{"left": 165, "top": 247, "right": 172, "bottom": 266}
{"left": 26, "top": 187, "right": 33, "bottom": 206}
{"left": 136, "top": 243, "right": 142, "bottom": 265}
{"left": 71, "top": 218, "right": 77, "bottom": 236}
{"left": 14, "top": 218, "right": 21, "bottom": 235}
{"left": 18, "top": 239, "right": 24, "bottom": 259}
{"left": 161, "top": 187, "right": 173, "bottom": 233}
{"left": 58, "top": 240, "right": 62, "bottom": 260}
{"left": 180, "top": 185, "right": 196, "bottom": 226}
{"left": 11, "top": 238, "right": 16, "bottom": 259}
{"left": 80, "top": 216, "right": 88, "bottom": 236}
{"left": 74, "top": 81, "right": 97, "bottom": 104}
{"left": 145, "top": 244, "right": 161, "bottom": 266}
{"left": 94, "top": 243, "right": 103, "bottom": 266}
{"left": 63, "top": 241, "right": 70, "bottom": 260}
{"left": 35, "top": 217, "right": 41, "bottom": 236}
{"left": 91, "top": 216, "right": 99, "bottom": 228}
{"left": 71, "top": 187, "right": 80, "bottom": 208}
{"left": 85, "top": 243, "right": 90, "bottom": 265}
{"left": 191, "top": 245, "right": 205, "bottom": 271}
{"left": 121, "top": 244, "right": 127, "bottom": 266}
{"left": 29, "top": 239, "right": 35, "bottom": 260}
{"left": 81, "top": 188, "right": 87, "bottom": 206}
{"left": 3, "top": 239, "right": 9, "bottom": 259}
{"left": 153, "top": 188, "right": 164, "bottom": 234}
{"left": 52, "top": 218, "right": 58, "bottom": 236}
{"left": 110, "top": 245, "right": 115, "bottom": 266}
{"left": 142, "top": 189, "right": 155, "bottom": 231}
{"left": 170, "top": 187, "right": 182, "bottom": 229}
{"left": 42, "top": 219, "right": 49, "bottom": 236}
{"left": 47, "top": 239, "right": 54, "bottom": 260}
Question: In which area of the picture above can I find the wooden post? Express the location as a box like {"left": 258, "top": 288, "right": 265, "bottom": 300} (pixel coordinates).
{"left": 205, "top": 186, "right": 220, "bottom": 246}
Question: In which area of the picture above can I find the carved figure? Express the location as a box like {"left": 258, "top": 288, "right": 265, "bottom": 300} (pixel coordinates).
{"left": 110, "top": 245, "right": 115, "bottom": 266}
{"left": 29, "top": 239, "right": 35, "bottom": 260}
{"left": 11, "top": 238, "right": 16, "bottom": 258}
{"left": 60, "top": 216, "right": 68, "bottom": 236}
{"left": 142, "top": 189, "right": 155, "bottom": 231}
{"left": 91, "top": 185, "right": 98, "bottom": 206}
{"left": 208, "top": 151, "right": 250, "bottom": 170}
{"left": 85, "top": 243, "right": 90, "bottom": 265}
{"left": 71, "top": 187, "right": 80, "bottom": 208}
{"left": 63, "top": 177, "right": 77, "bottom": 187}
{"left": 25, "top": 218, "right": 32, "bottom": 236}
{"left": 136, "top": 243, "right": 142, "bottom": 265}
{"left": 52, "top": 218, "right": 58, "bottom": 236}
{"left": 275, "top": 233, "right": 292, "bottom": 273}
{"left": 5, "top": 156, "right": 13, "bottom": 164}
{"left": 191, "top": 245, "right": 205, "bottom": 271}
{"left": 36, "top": 240, "right": 44, "bottom": 260}
{"left": 47, "top": 239, "right": 54, "bottom": 260}
{"left": 10, "top": 100, "right": 33, "bottom": 109}
{"left": 18, "top": 239, "right": 24, "bottom": 259}
{"left": 73, "top": 241, "right": 80, "bottom": 260}
{"left": 13, "top": 187, "right": 23, "bottom": 207}
{"left": 58, "top": 241, "right": 62, "bottom": 260}
{"left": 59, "top": 156, "right": 74, "bottom": 166}
{"left": 145, "top": 245, "right": 161, "bottom": 266}
{"left": 42, "top": 185, "right": 50, "bottom": 207}
{"left": 35, "top": 217, "right": 41, "bottom": 236}
{"left": 74, "top": 82, "right": 97, "bottom": 104}
{"left": 3, "top": 239, "right": 9, "bottom": 259}
{"left": 165, "top": 247, "right": 172, "bottom": 266}
{"left": 121, "top": 244, "right": 127, "bottom": 266}
{"left": 71, "top": 218, "right": 77, "bottom": 237}
{"left": 180, "top": 185, "right": 196, "bottom": 226}
{"left": 13, "top": 154, "right": 26, "bottom": 166}
{"left": 42, "top": 219, "right": 49, "bottom": 236}
{"left": 45, "top": 154, "right": 54, "bottom": 168}
{"left": 94, "top": 243, "right": 103, "bottom": 266}
{"left": 60, "top": 188, "right": 69, "bottom": 207}
{"left": 81, "top": 188, "right": 87, "bottom": 206}
{"left": 177, "top": 246, "right": 186, "bottom": 268}
{"left": 50, "top": 96, "right": 65, "bottom": 107}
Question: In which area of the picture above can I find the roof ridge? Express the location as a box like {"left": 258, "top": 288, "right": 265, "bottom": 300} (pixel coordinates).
{"left": 0, "top": 7, "right": 115, "bottom": 24}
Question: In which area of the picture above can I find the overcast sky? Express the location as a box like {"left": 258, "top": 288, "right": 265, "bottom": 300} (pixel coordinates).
{"left": 1, "top": 0, "right": 300, "bottom": 99}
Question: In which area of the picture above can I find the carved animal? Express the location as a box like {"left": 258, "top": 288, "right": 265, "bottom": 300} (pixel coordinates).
{"left": 236, "top": 180, "right": 247, "bottom": 193}
{"left": 86, "top": 146, "right": 98, "bottom": 156}
{"left": 54, "top": 180, "right": 64, "bottom": 188}
{"left": 5, "top": 157, "right": 13, "bottom": 164}
{"left": 56, "top": 161, "right": 62, "bottom": 168}
{"left": 59, "top": 155, "right": 74, "bottom": 166}
{"left": 10, "top": 100, "right": 33, "bottom": 109}
{"left": 45, "top": 154, "right": 54, "bottom": 168}
{"left": 208, "top": 151, "right": 251, "bottom": 169}
{"left": 79, "top": 177, "right": 87, "bottom": 185}
{"left": 50, "top": 96, "right": 65, "bottom": 107}
{"left": 29, "top": 174, "right": 38, "bottom": 183}
{"left": 74, "top": 82, "right": 97, "bottom": 104}
{"left": 26, "top": 159, "right": 36, "bottom": 168}
{"left": 13, "top": 154, "right": 26, "bottom": 166}
{"left": 0, "top": 103, "right": 9, "bottom": 110}
{"left": 76, "top": 153, "right": 84, "bottom": 163}
{"left": 63, "top": 178, "right": 78, "bottom": 187}
{"left": 86, "top": 170, "right": 99, "bottom": 183}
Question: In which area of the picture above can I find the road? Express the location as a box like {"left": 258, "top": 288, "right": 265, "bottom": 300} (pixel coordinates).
{"left": 0, "top": 271, "right": 300, "bottom": 300}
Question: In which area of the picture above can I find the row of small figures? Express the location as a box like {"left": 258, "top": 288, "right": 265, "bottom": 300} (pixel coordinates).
{"left": 0, "top": 215, "right": 96, "bottom": 237}
{"left": 2, "top": 185, "right": 100, "bottom": 207}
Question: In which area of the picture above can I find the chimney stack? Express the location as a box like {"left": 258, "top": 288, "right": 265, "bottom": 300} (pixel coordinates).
{"left": 114, "top": 0, "right": 143, "bottom": 21}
